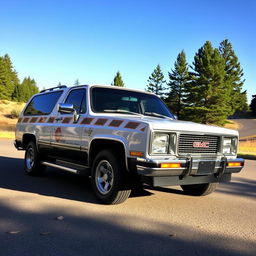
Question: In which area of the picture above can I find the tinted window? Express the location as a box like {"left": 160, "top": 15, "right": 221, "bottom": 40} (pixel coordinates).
{"left": 91, "top": 87, "right": 174, "bottom": 118}
{"left": 64, "top": 89, "right": 86, "bottom": 113}
{"left": 24, "top": 91, "right": 63, "bottom": 116}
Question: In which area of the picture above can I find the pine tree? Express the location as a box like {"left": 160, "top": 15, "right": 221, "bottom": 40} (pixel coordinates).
{"left": 0, "top": 54, "right": 19, "bottom": 100}
{"left": 12, "top": 77, "right": 39, "bottom": 102}
{"left": 74, "top": 79, "right": 80, "bottom": 86}
{"left": 250, "top": 95, "right": 256, "bottom": 116}
{"left": 166, "top": 50, "right": 190, "bottom": 118}
{"left": 146, "top": 64, "right": 166, "bottom": 97}
{"left": 219, "top": 39, "right": 248, "bottom": 113}
{"left": 112, "top": 71, "right": 125, "bottom": 87}
{"left": 185, "top": 41, "right": 230, "bottom": 125}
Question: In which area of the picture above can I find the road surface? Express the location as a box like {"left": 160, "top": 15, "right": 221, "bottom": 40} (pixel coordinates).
{"left": 233, "top": 118, "right": 256, "bottom": 138}
{"left": 0, "top": 139, "right": 255, "bottom": 256}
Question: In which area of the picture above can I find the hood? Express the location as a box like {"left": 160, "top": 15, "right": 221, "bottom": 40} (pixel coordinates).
{"left": 115, "top": 115, "right": 239, "bottom": 136}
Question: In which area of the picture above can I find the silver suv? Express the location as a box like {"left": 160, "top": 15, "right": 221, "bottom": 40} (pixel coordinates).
{"left": 15, "top": 84, "right": 244, "bottom": 204}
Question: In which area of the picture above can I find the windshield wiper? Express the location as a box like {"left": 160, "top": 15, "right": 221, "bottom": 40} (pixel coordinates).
{"left": 144, "top": 112, "right": 171, "bottom": 119}
{"left": 104, "top": 109, "right": 142, "bottom": 116}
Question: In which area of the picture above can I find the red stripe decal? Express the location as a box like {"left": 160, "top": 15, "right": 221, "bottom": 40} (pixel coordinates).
{"left": 81, "top": 117, "right": 94, "bottom": 125}
{"left": 125, "top": 122, "right": 140, "bottom": 129}
{"left": 23, "top": 117, "right": 30, "bottom": 123}
{"left": 30, "top": 117, "right": 38, "bottom": 123}
{"left": 95, "top": 118, "right": 108, "bottom": 126}
{"left": 62, "top": 117, "right": 72, "bottom": 124}
{"left": 47, "top": 117, "right": 55, "bottom": 123}
{"left": 38, "top": 117, "right": 47, "bottom": 123}
{"left": 109, "top": 120, "right": 123, "bottom": 127}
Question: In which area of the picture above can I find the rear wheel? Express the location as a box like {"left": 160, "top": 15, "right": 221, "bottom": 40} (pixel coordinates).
{"left": 24, "top": 141, "right": 45, "bottom": 176}
{"left": 181, "top": 183, "right": 217, "bottom": 196}
{"left": 91, "top": 150, "right": 131, "bottom": 204}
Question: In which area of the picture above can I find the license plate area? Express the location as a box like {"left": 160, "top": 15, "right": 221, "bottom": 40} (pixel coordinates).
{"left": 197, "top": 161, "right": 216, "bottom": 175}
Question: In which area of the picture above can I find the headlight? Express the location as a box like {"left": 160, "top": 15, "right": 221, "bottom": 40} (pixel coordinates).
{"left": 152, "top": 133, "right": 169, "bottom": 154}
{"left": 223, "top": 137, "right": 237, "bottom": 155}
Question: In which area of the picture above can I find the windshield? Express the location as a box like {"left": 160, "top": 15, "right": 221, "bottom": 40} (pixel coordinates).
{"left": 91, "top": 87, "right": 174, "bottom": 118}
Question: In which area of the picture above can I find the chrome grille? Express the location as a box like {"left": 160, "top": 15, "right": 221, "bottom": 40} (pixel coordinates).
{"left": 178, "top": 134, "right": 220, "bottom": 155}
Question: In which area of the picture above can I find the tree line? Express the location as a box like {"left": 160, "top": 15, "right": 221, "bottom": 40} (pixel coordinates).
{"left": 0, "top": 54, "right": 39, "bottom": 102}
{"left": 113, "top": 39, "right": 249, "bottom": 125}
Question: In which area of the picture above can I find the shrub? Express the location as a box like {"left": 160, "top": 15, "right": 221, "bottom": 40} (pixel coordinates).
{"left": 9, "top": 108, "right": 20, "bottom": 119}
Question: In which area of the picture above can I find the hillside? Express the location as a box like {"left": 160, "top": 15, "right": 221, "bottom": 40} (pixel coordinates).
{"left": 0, "top": 100, "right": 25, "bottom": 138}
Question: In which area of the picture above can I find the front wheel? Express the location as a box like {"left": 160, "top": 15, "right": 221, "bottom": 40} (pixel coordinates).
{"left": 181, "top": 183, "right": 218, "bottom": 196}
{"left": 24, "top": 141, "right": 45, "bottom": 176}
{"left": 91, "top": 150, "right": 131, "bottom": 204}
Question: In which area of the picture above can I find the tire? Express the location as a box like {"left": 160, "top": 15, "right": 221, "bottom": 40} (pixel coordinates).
{"left": 91, "top": 150, "right": 131, "bottom": 204}
{"left": 181, "top": 183, "right": 218, "bottom": 196}
{"left": 24, "top": 141, "right": 45, "bottom": 176}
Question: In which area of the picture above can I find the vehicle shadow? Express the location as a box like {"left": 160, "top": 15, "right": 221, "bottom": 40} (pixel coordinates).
{"left": 1, "top": 201, "right": 255, "bottom": 256}
{"left": 216, "top": 177, "right": 256, "bottom": 199}
{"left": 0, "top": 156, "right": 154, "bottom": 204}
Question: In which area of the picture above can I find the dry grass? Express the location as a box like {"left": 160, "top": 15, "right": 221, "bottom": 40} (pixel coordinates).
{"left": 238, "top": 140, "right": 256, "bottom": 156}
{"left": 0, "top": 131, "right": 15, "bottom": 139}
{"left": 224, "top": 120, "right": 241, "bottom": 130}
{"left": 0, "top": 100, "right": 25, "bottom": 126}
{"left": 0, "top": 100, "right": 25, "bottom": 139}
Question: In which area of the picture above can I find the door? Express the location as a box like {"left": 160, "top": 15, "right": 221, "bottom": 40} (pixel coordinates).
{"left": 51, "top": 87, "right": 87, "bottom": 164}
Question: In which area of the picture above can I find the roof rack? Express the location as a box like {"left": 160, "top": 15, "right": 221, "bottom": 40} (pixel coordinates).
{"left": 40, "top": 85, "right": 67, "bottom": 93}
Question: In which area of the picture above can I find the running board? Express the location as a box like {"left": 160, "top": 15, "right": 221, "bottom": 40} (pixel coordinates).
{"left": 41, "top": 161, "right": 78, "bottom": 174}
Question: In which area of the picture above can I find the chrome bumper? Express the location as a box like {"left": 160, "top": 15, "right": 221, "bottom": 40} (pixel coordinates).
{"left": 136, "top": 157, "right": 245, "bottom": 177}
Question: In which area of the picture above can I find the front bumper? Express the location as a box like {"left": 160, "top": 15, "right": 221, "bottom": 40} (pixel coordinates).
{"left": 14, "top": 140, "right": 23, "bottom": 150}
{"left": 133, "top": 157, "right": 244, "bottom": 186}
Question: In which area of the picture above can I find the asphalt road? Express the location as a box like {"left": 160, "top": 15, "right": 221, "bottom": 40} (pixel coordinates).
{"left": 233, "top": 118, "right": 256, "bottom": 138}
{"left": 0, "top": 139, "right": 255, "bottom": 256}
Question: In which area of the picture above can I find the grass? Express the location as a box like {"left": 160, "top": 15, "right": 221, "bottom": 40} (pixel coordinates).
{"left": 224, "top": 120, "right": 241, "bottom": 130}
{"left": 0, "top": 100, "right": 25, "bottom": 139}
{"left": 238, "top": 140, "right": 256, "bottom": 156}
{"left": 0, "top": 131, "right": 15, "bottom": 139}
{"left": 0, "top": 100, "right": 25, "bottom": 125}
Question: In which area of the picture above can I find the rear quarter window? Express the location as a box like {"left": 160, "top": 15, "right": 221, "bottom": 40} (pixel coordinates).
{"left": 24, "top": 91, "right": 63, "bottom": 116}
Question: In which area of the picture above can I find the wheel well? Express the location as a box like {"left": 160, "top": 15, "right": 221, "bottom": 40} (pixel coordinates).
{"left": 22, "top": 134, "right": 36, "bottom": 149}
{"left": 89, "top": 139, "right": 127, "bottom": 169}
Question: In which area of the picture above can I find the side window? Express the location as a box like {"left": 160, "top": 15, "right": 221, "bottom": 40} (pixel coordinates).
{"left": 24, "top": 91, "right": 63, "bottom": 116}
{"left": 64, "top": 89, "right": 87, "bottom": 114}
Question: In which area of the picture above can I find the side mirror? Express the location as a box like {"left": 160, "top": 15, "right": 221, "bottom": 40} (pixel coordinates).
{"left": 58, "top": 103, "right": 75, "bottom": 114}
{"left": 58, "top": 103, "right": 79, "bottom": 123}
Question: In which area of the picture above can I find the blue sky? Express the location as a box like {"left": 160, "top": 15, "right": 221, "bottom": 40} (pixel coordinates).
{"left": 0, "top": 0, "right": 255, "bottom": 101}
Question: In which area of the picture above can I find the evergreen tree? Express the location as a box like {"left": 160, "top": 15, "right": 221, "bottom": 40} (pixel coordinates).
{"left": 112, "top": 71, "right": 125, "bottom": 87}
{"left": 12, "top": 77, "right": 39, "bottom": 102}
{"left": 146, "top": 64, "right": 166, "bottom": 97}
{"left": 74, "top": 79, "right": 80, "bottom": 86}
{"left": 250, "top": 95, "right": 256, "bottom": 116}
{"left": 185, "top": 41, "right": 230, "bottom": 125}
{"left": 166, "top": 50, "right": 190, "bottom": 118}
{"left": 219, "top": 39, "right": 248, "bottom": 113}
{"left": 0, "top": 54, "right": 19, "bottom": 100}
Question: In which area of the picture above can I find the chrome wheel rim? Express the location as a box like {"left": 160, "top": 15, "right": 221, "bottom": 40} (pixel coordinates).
{"left": 95, "top": 160, "right": 114, "bottom": 195}
{"left": 26, "top": 147, "right": 34, "bottom": 170}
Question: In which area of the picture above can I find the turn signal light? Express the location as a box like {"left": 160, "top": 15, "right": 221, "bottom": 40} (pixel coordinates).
{"left": 160, "top": 163, "right": 181, "bottom": 168}
{"left": 228, "top": 162, "right": 242, "bottom": 167}
{"left": 130, "top": 151, "right": 144, "bottom": 157}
